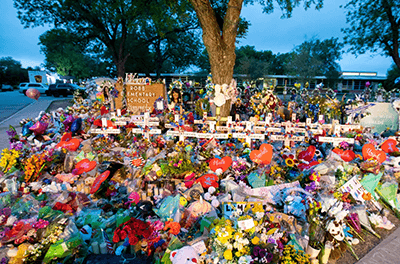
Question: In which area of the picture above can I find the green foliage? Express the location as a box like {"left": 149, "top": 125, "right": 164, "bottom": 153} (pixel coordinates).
{"left": 286, "top": 37, "right": 343, "bottom": 85}
{"left": 39, "top": 29, "right": 108, "bottom": 79}
{"left": 384, "top": 64, "right": 400, "bottom": 90}
{"left": 14, "top": 0, "right": 201, "bottom": 77}
{"left": 0, "top": 57, "right": 29, "bottom": 86}
{"left": 244, "top": 0, "right": 323, "bottom": 18}
{"left": 341, "top": 0, "right": 400, "bottom": 69}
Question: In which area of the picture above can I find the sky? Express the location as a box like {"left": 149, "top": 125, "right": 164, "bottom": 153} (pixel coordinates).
{"left": 0, "top": 0, "right": 394, "bottom": 76}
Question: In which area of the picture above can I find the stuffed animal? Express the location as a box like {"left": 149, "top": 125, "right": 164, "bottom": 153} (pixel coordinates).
{"left": 170, "top": 246, "right": 199, "bottom": 264}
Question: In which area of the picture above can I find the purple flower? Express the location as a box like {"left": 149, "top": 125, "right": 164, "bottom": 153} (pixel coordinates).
{"left": 253, "top": 246, "right": 261, "bottom": 257}
{"left": 6, "top": 130, "right": 16, "bottom": 138}
{"left": 266, "top": 253, "right": 273, "bottom": 262}
{"left": 267, "top": 237, "right": 275, "bottom": 244}
{"left": 259, "top": 248, "right": 266, "bottom": 258}
{"left": 305, "top": 181, "right": 316, "bottom": 192}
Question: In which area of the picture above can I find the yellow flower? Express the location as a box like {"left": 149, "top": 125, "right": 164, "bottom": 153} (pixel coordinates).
{"left": 251, "top": 236, "right": 260, "bottom": 245}
{"left": 223, "top": 250, "right": 233, "bottom": 260}
{"left": 285, "top": 158, "right": 295, "bottom": 167}
{"left": 235, "top": 251, "right": 242, "bottom": 257}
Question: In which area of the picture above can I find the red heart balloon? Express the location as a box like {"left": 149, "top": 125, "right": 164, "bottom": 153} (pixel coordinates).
{"left": 381, "top": 139, "right": 399, "bottom": 153}
{"left": 298, "top": 160, "right": 320, "bottom": 171}
{"left": 93, "top": 119, "right": 102, "bottom": 127}
{"left": 56, "top": 138, "right": 80, "bottom": 151}
{"left": 332, "top": 148, "right": 356, "bottom": 162}
{"left": 298, "top": 145, "right": 316, "bottom": 162}
{"left": 196, "top": 173, "right": 219, "bottom": 189}
{"left": 250, "top": 144, "right": 273, "bottom": 164}
{"left": 362, "top": 143, "right": 386, "bottom": 163}
{"left": 75, "top": 159, "right": 97, "bottom": 174}
{"left": 209, "top": 157, "right": 232, "bottom": 172}
{"left": 91, "top": 170, "right": 110, "bottom": 194}
{"left": 61, "top": 132, "right": 72, "bottom": 142}
{"left": 100, "top": 106, "right": 109, "bottom": 115}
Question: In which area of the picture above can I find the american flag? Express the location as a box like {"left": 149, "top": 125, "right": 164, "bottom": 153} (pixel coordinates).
{"left": 102, "top": 228, "right": 115, "bottom": 254}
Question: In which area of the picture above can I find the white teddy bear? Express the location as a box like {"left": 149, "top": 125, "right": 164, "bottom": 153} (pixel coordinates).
{"left": 170, "top": 246, "right": 199, "bottom": 264}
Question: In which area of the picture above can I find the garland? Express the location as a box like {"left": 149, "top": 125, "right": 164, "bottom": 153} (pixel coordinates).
{"left": 195, "top": 98, "right": 211, "bottom": 116}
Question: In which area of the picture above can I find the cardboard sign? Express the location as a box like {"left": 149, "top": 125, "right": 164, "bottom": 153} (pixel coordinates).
{"left": 360, "top": 103, "right": 399, "bottom": 133}
{"left": 126, "top": 83, "right": 165, "bottom": 114}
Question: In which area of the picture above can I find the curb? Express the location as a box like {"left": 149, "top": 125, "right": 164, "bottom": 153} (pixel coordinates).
{"left": 0, "top": 101, "right": 36, "bottom": 125}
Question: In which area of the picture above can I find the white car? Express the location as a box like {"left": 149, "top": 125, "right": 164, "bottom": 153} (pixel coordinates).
{"left": 21, "top": 83, "right": 49, "bottom": 95}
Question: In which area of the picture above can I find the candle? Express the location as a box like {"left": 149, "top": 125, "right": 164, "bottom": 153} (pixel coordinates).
{"left": 100, "top": 242, "right": 108, "bottom": 254}
{"left": 92, "top": 242, "right": 100, "bottom": 254}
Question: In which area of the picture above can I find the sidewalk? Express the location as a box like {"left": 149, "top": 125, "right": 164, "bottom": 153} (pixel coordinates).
{"left": 0, "top": 99, "right": 54, "bottom": 151}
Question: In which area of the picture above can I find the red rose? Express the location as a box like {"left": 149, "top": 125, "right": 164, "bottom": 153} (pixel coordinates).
{"left": 112, "top": 232, "right": 120, "bottom": 243}
{"left": 138, "top": 220, "right": 147, "bottom": 230}
{"left": 132, "top": 221, "right": 140, "bottom": 230}
{"left": 141, "top": 229, "right": 152, "bottom": 239}
{"left": 119, "top": 230, "right": 127, "bottom": 240}
{"left": 128, "top": 234, "right": 139, "bottom": 245}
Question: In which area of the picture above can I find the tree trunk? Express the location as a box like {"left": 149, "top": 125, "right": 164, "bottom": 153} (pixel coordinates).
{"left": 190, "top": 0, "right": 244, "bottom": 116}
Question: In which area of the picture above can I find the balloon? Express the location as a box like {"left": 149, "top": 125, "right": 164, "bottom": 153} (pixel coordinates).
{"left": 90, "top": 170, "right": 110, "bottom": 194}
{"left": 332, "top": 148, "right": 356, "bottom": 162}
{"left": 73, "top": 159, "right": 97, "bottom": 175}
{"left": 209, "top": 157, "right": 232, "bottom": 172}
{"left": 26, "top": 88, "right": 40, "bottom": 100}
{"left": 298, "top": 145, "right": 316, "bottom": 162}
{"left": 196, "top": 173, "right": 219, "bottom": 189}
{"left": 71, "top": 118, "right": 82, "bottom": 134}
{"left": 381, "top": 139, "right": 399, "bottom": 153}
{"left": 250, "top": 144, "right": 273, "bottom": 164}
{"left": 63, "top": 115, "right": 75, "bottom": 126}
{"left": 362, "top": 144, "right": 386, "bottom": 163}
{"left": 22, "top": 121, "right": 34, "bottom": 136}
{"left": 29, "top": 121, "right": 48, "bottom": 135}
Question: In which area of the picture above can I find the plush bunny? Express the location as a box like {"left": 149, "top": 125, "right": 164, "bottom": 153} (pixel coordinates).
{"left": 170, "top": 246, "right": 199, "bottom": 264}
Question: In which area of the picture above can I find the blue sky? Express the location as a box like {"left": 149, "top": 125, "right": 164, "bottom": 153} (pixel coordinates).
{"left": 0, "top": 0, "right": 394, "bottom": 76}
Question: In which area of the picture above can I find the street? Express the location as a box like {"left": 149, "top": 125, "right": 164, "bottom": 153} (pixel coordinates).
{"left": 0, "top": 90, "right": 67, "bottom": 122}
{"left": 0, "top": 91, "right": 72, "bottom": 151}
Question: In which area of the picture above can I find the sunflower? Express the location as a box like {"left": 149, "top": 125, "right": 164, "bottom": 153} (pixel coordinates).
{"left": 177, "top": 141, "right": 184, "bottom": 147}
{"left": 285, "top": 158, "right": 295, "bottom": 167}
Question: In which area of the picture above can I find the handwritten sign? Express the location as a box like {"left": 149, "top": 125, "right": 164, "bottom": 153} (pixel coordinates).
{"left": 126, "top": 83, "right": 165, "bottom": 114}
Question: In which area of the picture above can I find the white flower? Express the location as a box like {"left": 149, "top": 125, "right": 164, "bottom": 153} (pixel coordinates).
{"left": 227, "top": 244, "right": 233, "bottom": 250}
{"left": 204, "top": 193, "right": 212, "bottom": 201}
{"left": 215, "top": 168, "right": 223, "bottom": 176}
{"left": 208, "top": 186, "right": 216, "bottom": 194}
{"left": 255, "top": 212, "right": 265, "bottom": 220}
{"left": 238, "top": 255, "right": 253, "bottom": 264}
{"left": 211, "top": 199, "right": 220, "bottom": 208}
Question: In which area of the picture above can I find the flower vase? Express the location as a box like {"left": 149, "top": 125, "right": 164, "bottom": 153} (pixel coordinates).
{"left": 306, "top": 245, "right": 321, "bottom": 259}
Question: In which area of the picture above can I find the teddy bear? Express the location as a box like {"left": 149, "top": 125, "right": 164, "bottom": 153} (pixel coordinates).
{"left": 170, "top": 246, "right": 199, "bottom": 264}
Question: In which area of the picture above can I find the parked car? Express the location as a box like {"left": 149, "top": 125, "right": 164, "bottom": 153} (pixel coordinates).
{"left": 47, "top": 83, "right": 82, "bottom": 97}
{"left": 20, "top": 83, "right": 49, "bottom": 96}
{"left": 1, "top": 84, "right": 14, "bottom": 91}
{"left": 18, "top": 83, "right": 29, "bottom": 92}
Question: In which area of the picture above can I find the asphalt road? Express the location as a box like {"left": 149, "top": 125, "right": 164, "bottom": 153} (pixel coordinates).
{"left": 0, "top": 90, "right": 65, "bottom": 122}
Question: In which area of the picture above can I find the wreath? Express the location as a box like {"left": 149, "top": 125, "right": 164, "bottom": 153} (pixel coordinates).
{"left": 153, "top": 96, "right": 168, "bottom": 114}
{"left": 195, "top": 99, "right": 211, "bottom": 116}
{"left": 325, "top": 88, "right": 336, "bottom": 99}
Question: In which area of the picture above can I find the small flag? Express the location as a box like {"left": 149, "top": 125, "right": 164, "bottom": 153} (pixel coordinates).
{"left": 102, "top": 228, "right": 115, "bottom": 254}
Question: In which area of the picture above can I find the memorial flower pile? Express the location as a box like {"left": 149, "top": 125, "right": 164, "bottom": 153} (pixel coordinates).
{"left": 0, "top": 76, "right": 399, "bottom": 264}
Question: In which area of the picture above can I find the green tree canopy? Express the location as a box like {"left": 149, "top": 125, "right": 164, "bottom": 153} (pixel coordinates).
{"left": 287, "top": 37, "right": 343, "bottom": 86}
{"left": 341, "top": 0, "right": 400, "bottom": 70}
{"left": 14, "top": 0, "right": 201, "bottom": 77}
{"left": 0, "top": 57, "right": 28, "bottom": 86}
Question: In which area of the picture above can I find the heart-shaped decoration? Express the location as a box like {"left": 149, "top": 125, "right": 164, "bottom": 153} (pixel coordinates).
{"left": 297, "top": 145, "right": 316, "bottom": 162}
{"left": 56, "top": 138, "right": 80, "bottom": 151}
{"left": 74, "top": 159, "right": 97, "bottom": 175}
{"left": 362, "top": 143, "right": 386, "bottom": 163}
{"left": 90, "top": 170, "right": 110, "bottom": 194}
{"left": 100, "top": 105, "right": 109, "bottom": 115}
{"left": 332, "top": 148, "right": 356, "bottom": 162}
{"left": 209, "top": 157, "right": 232, "bottom": 172}
{"left": 298, "top": 160, "right": 320, "bottom": 171}
{"left": 131, "top": 158, "right": 144, "bottom": 167}
{"left": 61, "top": 132, "right": 72, "bottom": 142}
{"left": 250, "top": 144, "right": 273, "bottom": 164}
{"left": 381, "top": 139, "right": 399, "bottom": 153}
{"left": 196, "top": 173, "right": 219, "bottom": 189}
